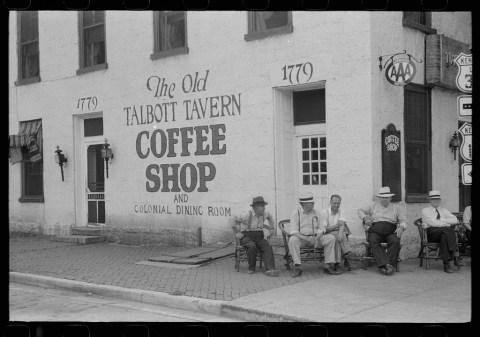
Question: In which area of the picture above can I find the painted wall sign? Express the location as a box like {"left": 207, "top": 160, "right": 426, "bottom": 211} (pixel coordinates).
{"left": 122, "top": 70, "right": 242, "bottom": 195}
{"left": 381, "top": 123, "right": 401, "bottom": 202}
{"left": 457, "top": 95, "right": 472, "bottom": 117}
{"left": 454, "top": 53, "right": 472, "bottom": 93}
{"left": 426, "top": 34, "right": 471, "bottom": 90}
{"left": 461, "top": 163, "right": 472, "bottom": 185}
{"left": 281, "top": 62, "right": 314, "bottom": 85}
{"left": 458, "top": 122, "right": 472, "bottom": 162}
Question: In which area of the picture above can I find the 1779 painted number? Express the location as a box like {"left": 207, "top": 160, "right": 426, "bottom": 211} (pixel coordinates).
{"left": 76, "top": 96, "right": 98, "bottom": 112}
{"left": 282, "top": 62, "right": 313, "bottom": 84}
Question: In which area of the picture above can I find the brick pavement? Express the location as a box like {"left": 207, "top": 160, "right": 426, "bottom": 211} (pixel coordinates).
{"left": 9, "top": 235, "right": 333, "bottom": 301}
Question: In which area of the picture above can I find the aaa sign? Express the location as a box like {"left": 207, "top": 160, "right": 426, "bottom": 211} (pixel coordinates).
{"left": 385, "top": 59, "right": 416, "bottom": 86}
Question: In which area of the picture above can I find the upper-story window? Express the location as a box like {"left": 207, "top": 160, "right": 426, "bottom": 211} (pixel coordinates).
{"left": 403, "top": 12, "right": 437, "bottom": 34}
{"left": 245, "top": 11, "right": 293, "bottom": 41}
{"left": 77, "top": 11, "right": 108, "bottom": 75}
{"left": 151, "top": 11, "right": 189, "bottom": 60}
{"left": 16, "top": 11, "right": 40, "bottom": 85}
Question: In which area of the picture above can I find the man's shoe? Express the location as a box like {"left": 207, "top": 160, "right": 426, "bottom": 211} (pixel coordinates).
{"left": 291, "top": 266, "right": 302, "bottom": 277}
{"left": 385, "top": 264, "right": 395, "bottom": 275}
{"left": 248, "top": 269, "right": 255, "bottom": 274}
{"left": 324, "top": 267, "right": 342, "bottom": 275}
{"left": 333, "top": 263, "right": 340, "bottom": 271}
{"left": 453, "top": 257, "right": 465, "bottom": 267}
{"left": 444, "top": 262, "right": 454, "bottom": 273}
{"left": 379, "top": 267, "right": 388, "bottom": 275}
{"left": 344, "top": 258, "right": 354, "bottom": 271}
{"left": 265, "top": 269, "right": 280, "bottom": 277}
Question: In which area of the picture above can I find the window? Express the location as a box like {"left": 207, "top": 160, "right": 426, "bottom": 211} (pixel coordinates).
{"left": 16, "top": 11, "right": 40, "bottom": 85}
{"left": 404, "top": 84, "right": 431, "bottom": 202}
{"left": 77, "top": 11, "right": 107, "bottom": 74}
{"left": 403, "top": 12, "right": 437, "bottom": 34}
{"left": 245, "top": 11, "right": 293, "bottom": 41}
{"left": 301, "top": 136, "right": 327, "bottom": 186}
{"left": 293, "top": 89, "right": 326, "bottom": 125}
{"left": 151, "top": 11, "right": 188, "bottom": 60}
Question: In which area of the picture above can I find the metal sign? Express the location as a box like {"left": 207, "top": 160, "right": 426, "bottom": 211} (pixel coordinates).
{"left": 458, "top": 122, "right": 472, "bottom": 162}
{"left": 461, "top": 163, "right": 472, "bottom": 185}
{"left": 380, "top": 51, "right": 421, "bottom": 86}
{"left": 457, "top": 95, "right": 472, "bottom": 117}
{"left": 454, "top": 53, "right": 472, "bottom": 93}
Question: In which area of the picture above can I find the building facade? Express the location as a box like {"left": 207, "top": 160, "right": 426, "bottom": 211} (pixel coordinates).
{"left": 9, "top": 11, "right": 472, "bottom": 258}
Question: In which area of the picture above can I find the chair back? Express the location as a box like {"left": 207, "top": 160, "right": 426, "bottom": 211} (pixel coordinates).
{"left": 278, "top": 220, "right": 290, "bottom": 248}
{"left": 414, "top": 218, "right": 427, "bottom": 244}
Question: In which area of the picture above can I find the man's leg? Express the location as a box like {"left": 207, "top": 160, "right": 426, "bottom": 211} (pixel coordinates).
{"left": 288, "top": 236, "right": 303, "bottom": 266}
{"left": 319, "top": 234, "right": 341, "bottom": 274}
{"left": 385, "top": 233, "right": 400, "bottom": 269}
{"left": 255, "top": 236, "right": 276, "bottom": 271}
{"left": 368, "top": 231, "right": 389, "bottom": 269}
{"left": 240, "top": 235, "right": 257, "bottom": 273}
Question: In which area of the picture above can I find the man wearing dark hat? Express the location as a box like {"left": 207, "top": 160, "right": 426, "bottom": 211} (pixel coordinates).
{"left": 358, "top": 186, "right": 407, "bottom": 276}
{"left": 421, "top": 190, "right": 461, "bottom": 273}
{"left": 229, "top": 196, "right": 279, "bottom": 276}
{"left": 288, "top": 192, "right": 341, "bottom": 277}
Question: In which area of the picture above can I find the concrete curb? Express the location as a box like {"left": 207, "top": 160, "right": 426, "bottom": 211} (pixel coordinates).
{"left": 9, "top": 272, "right": 224, "bottom": 315}
{"left": 9, "top": 272, "right": 309, "bottom": 322}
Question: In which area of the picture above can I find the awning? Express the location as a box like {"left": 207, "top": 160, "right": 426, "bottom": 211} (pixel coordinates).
{"left": 9, "top": 119, "right": 42, "bottom": 148}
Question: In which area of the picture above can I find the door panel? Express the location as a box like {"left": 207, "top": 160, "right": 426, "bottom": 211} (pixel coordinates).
{"left": 86, "top": 144, "right": 105, "bottom": 224}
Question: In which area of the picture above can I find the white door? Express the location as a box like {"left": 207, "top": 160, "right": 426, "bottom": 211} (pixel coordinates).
{"left": 294, "top": 124, "right": 328, "bottom": 210}
{"left": 84, "top": 138, "right": 105, "bottom": 225}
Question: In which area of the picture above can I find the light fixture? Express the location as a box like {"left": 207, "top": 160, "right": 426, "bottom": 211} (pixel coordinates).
{"left": 101, "top": 138, "right": 113, "bottom": 178}
{"left": 54, "top": 145, "right": 67, "bottom": 181}
{"left": 449, "top": 131, "right": 460, "bottom": 160}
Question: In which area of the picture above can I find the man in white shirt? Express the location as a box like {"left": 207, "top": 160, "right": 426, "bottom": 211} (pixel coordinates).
{"left": 421, "top": 190, "right": 460, "bottom": 273}
{"left": 288, "top": 192, "right": 340, "bottom": 277}
{"left": 320, "top": 194, "right": 353, "bottom": 272}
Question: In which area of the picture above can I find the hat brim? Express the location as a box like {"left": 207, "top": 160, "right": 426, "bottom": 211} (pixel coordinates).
{"left": 427, "top": 196, "right": 441, "bottom": 199}
{"left": 376, "top": 193, "right": 395, "bottom": 197}
{"left": 251, "top": 202, "right": 268, "bottom": 206}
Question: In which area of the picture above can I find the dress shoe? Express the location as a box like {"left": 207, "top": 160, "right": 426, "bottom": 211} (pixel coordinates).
{"left": 333, "top": 263, "right": 340, "bottom": 271}
{"left": 248, "top": 269, "right": 255, "bottom": 274}
{"left": 379, "top": 267, "right": 388, "bottom": 275}
{"left": 324, "top": 267, "right": 342, "bottom": 275}
{"left": 443, "top": 262, "right": 454, "bottom": 273}
{"left": 265, "top": 269, "right": 280, "bottom": 277}
{"left": 291, "top": 266, "right": 302, "bottom": 277}
{"left": 453, "top": 257, "right": 465, "bottom": 267}
{"left": 344, "top": 258, "right": 354, "bottom": 271}
{"left": 385, "top": 264, "right": 395, "bottom": 276}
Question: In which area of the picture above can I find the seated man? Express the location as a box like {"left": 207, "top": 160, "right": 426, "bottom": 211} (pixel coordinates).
{"left": 229, "top": 196, "right": 279, "bottom": 277}
{"left": 358, "top": 186, "right": 407, "bottom": 276}
{"left": 288, "top": 192, "right": 341, "bottom": 277}
{"left": 320, "top": 194, "right": 353, "bottom": 272}
{"left": 421, "top": 190, "right": 462, "bottom": 273}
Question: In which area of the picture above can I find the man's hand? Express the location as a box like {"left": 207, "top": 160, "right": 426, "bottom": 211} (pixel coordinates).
{"left": 363, "top": 216, "right": 372, "bottom": 226}
{"left": 395, "top": 226, "right": 404, "bottom": 238}
{"left": 262, "top": 228, "right": 271, "bottom": 239}
{"left": 235, "top": 232, "right": 244, "bottom": 239}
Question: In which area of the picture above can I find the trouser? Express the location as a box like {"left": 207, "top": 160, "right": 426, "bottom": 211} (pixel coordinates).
{"left": 240, "top": 231, "right": 275, "bottom": 270}
{"left": 288, "top": 234, "right": 337, "bottom": 265}
{"left": 427, "top": 227, "right": 457, "bottom": 262}
{"left": 368, "top": 221, "right": 400, "bottom": 268}
{"left": 329, "top": 229, "right": 352, "bottom": 261}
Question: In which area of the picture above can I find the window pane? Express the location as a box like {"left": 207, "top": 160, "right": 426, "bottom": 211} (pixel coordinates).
{"left": 293, "top": 89, "right": 326, "bottom": 125}
{"left": 320, "top": 174, "right": 327, "bottom": 185}
{"left": 312, "top": 162, "right": 319, "bottom": 172}
{"left": 302, "top": 151, "right": 309, "bottom": 161}
{"left": 406, "top": 144, "right": 428, "bottom": 193}
{"left": 320, "top": 150, "right": 326, "bottom": 160}
{"left": 312, "top": 175, "right": 319, "bottom": 185}
{"left": 303, "top": 175, "right": 310, "bottom": 185}
{"left": 302, "top": 138, "right": 309, "bottom": 149}
{"left": 303, "top": 163, "right": 309, "bottom": 173}
{"left": 24, "top": 160, "right": 43, "bottom": 196}
{"left": 22, "top": 43, "right": 39, "bottom": 78}
{"left": 84, "top": 118, "right": 104, "bottom": 137}
{"left": 320, "top": 162, "right": 327, "bottom": 172}
{"left": 83, "top": 11, "right": 104, "bottom": 27}
{"left": 311, "top": 150, "right": 319, "bottom": 160}
{"left": 253, "top": 11, "right": 288, "bottom": 32}
{"left": 320, "top": 137, "right": 326, "bottom": 148}
{"left": 20, "top": 11, "right": 38, "bottom": 43}
{"left": 311, "top": 138, "right": 318, "bottom": 148}
{"left": 158, "top": 12, "right": 186, "bottom": 51}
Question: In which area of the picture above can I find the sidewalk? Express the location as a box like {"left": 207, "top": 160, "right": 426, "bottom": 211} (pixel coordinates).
{"left": 9, "top": 234, "right": 471, "bottom": 322}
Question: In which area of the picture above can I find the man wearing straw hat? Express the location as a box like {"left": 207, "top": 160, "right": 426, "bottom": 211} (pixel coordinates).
{"left": 229, "top": 196, "right": 280, "bottom": 277}
{"left": 288, "top": 192, "right": 340, "bottom": 277}
{"left": 421, "top": 190, "right": 462, "bottom": 273}
{"left": 358, "top": 186, "right": 407, "bottom": 276}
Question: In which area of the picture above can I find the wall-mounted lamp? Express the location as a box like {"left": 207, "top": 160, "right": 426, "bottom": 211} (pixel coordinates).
{"left": 101, "top": 138, "right": 113, "bottom": 178}
{"left": 449, "top": 131, "right": 460, "bottom": 160}
{"left": 54, "top": 145, "right": 67, "bottom": 181}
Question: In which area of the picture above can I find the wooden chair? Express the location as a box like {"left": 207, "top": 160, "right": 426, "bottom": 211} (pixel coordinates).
{"left": 234, "top": 233, "right": 267, "bottom": 272}
{"left": 414, "top": 216, "right": 463, "bottom": 270}
{"left": 361, "top": 225, "right": 401, "bottom": 272}
{"left": 278, "top": 219, "right": 324, "bottom": 271}
{"left": 452, "top": 212, "right": 470, "bottom": 257}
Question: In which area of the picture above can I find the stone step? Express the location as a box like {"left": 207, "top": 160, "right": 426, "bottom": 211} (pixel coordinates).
{"left": 71, "top": 227, "right": 104, "bottom": 236}
{"left": 51, "top": 235, "right": 106, "bottom": 245}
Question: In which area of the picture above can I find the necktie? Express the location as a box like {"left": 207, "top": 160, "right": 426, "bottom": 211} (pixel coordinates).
{"left": 436, "top": 209, "right": 441, "bottom": 220}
